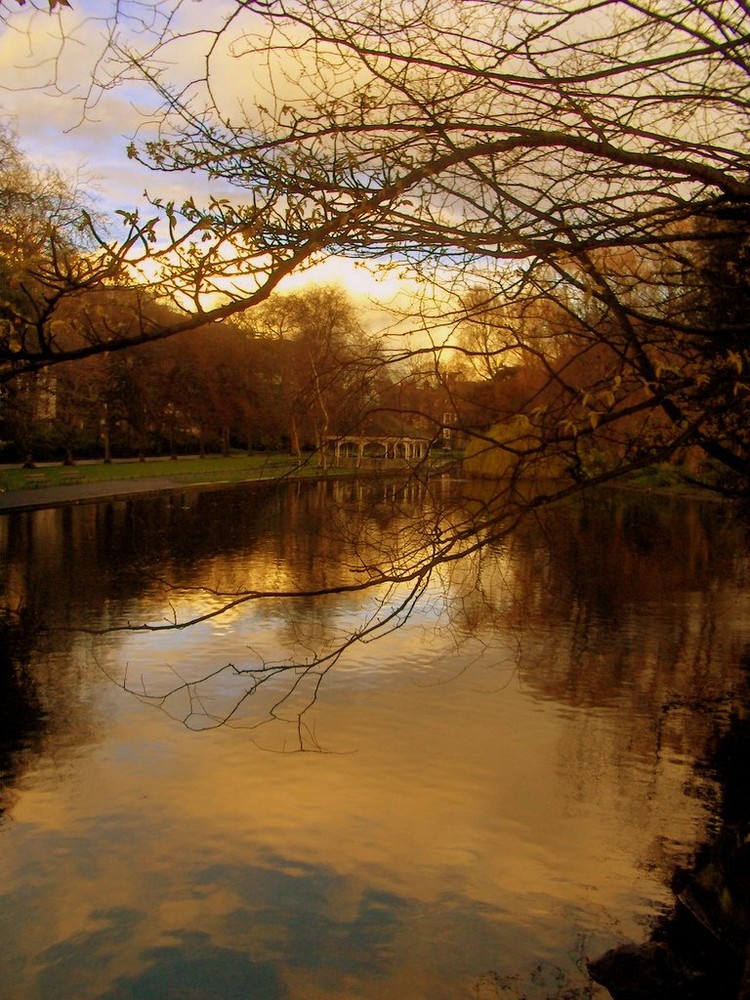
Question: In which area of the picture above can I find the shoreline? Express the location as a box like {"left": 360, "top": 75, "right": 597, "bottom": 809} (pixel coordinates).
{"left": 0, "top": 460, "right": 462, "bottom": 515}
{"left": 0, "top": 466, "right": 389, "bottom": 515}
{"left": 0, "top": 462, "right": 729, "bottom": 515}
{"left": 0, "top": 472, "right": 290, "bottom": 514}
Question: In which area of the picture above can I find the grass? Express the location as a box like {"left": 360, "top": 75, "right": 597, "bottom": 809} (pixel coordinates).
{"left": 0, "top": 453, "right": 304, "bottom": 491}
{"left": 624, "top": 464, "right": 686, "bottom": 489}
{"left": 0, "top": 450, "right": 461, "bottom": 493}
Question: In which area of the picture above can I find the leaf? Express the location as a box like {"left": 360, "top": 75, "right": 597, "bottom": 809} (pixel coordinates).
{"left": 728, "top": 350, "right": 743, "bottom": 373}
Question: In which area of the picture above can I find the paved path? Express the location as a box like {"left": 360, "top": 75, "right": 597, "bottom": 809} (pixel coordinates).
{"left": 0, "top": 474, "right": 272, "bottom": 514}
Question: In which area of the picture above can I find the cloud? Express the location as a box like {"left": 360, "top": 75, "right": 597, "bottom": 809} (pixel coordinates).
{"left": 0, "top": 0, "right": 428, "bottom": 324}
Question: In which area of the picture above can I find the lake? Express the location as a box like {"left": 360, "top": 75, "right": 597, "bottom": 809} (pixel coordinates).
{"left": 1, "top": 478, "right": 749, "bottom": 999}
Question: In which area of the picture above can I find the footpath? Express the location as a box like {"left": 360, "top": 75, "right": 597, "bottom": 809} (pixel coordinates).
{"left": 0, "top": 472, "right": 281, "bottom": 514}
{"left": 0, "top": 456, "right": 458, "bottom": 514}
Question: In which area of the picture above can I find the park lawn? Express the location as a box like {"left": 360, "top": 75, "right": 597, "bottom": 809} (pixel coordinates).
{"left": 0, "top": 453, "right": 303, "bottom": 491}
{"left": 1, "top": 451, "right": 462, "bottom": 493}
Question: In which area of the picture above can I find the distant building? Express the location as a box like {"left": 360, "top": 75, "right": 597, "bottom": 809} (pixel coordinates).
{"left": 326, "top": 414, "right": 431, "bottom": 466}
{"left": 328, "top": 433, "right": 430, "bottom": 465}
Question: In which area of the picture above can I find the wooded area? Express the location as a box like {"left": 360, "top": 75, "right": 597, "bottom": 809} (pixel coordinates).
{"left": 1, "top": 1, "right": 748, "bottom": 497}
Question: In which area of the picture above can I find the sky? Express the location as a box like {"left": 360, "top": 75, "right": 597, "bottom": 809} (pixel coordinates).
{"left": 0, "top": 0, "right": 426, "bottom": 337}
{"left": 1, "top": 3, "right": 160, "bottom": 207}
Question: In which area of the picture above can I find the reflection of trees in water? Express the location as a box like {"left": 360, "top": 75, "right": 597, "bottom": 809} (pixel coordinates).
{"left": 443, "top": 490, "right": 750, "bottom": 917}
{"left": 589, "top": 658, "right": 750, "bottom": 999}
{"left": 88, "top": 478, "right": 457, "bottom": 746}
{"left": 0, "top": 608, "right": 101, "bottom": 825}
{"left": 450, "top": 490, "right": 750, "bottom": 709}
{"left": 2, "top": 479, "right": 749, "bottom": 750}
{"left": 0, "top": 611, "right": 46, "bottom": 825}
{"left": 0, "top": 478, "right": 460, "bottom": 756}
{"left": 4, "top": 480, "right": 748, "bottom": 752}
{"left": 0, "top": 487, "right": 301, "bottom": 813}
{"left": 3, "top": 481, "right": 750, "bottom": 992}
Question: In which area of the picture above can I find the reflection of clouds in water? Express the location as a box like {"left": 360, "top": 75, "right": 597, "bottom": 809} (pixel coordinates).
{"left": 203, "top": 864, "right": 604, "bottom": 1000}
{"left": 2, "top": 816, "right": 602, "bottom": 999}
{"left": 36, "top": 916, "right": 287, "bottom": 1000}
{"left": 107, "top": 931, "right": 287, "bottom": 1000}
{"left": 34, "top": 908, "right": 144, "bottom": 1000}
{"left": 198, "top": 860, "right": 408, "bottom": 978}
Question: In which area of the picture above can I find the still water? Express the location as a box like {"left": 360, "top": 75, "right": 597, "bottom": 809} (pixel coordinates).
{"left": 1, "top": 478, "right": 749, "bottom": 999}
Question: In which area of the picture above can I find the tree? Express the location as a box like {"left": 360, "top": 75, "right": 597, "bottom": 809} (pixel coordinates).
{"left": 5, "top": 3, "right": 750, "bottom": 471}
{"left": 0, "top": 123, "right": 146, "bottom": 384}
{"left": 5, "top": 0, "right": 750, "bottom": 651}
{"left": 247, "top": 285, "right": 382, "bottom": 461}
{"left": 0, "top": 0, "right": 69, "bottom": 16}
{"left": 42, "top": 0, "right": 739, "bottom": 480}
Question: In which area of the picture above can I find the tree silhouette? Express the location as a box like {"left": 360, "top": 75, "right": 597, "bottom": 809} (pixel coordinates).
{"left": 5, "top": 0, "right": 741, "bottom": 477}
{"left": 5, "top": 0, "right": 750, "bottom": 721}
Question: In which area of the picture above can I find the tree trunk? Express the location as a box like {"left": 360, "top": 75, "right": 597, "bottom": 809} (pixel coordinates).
{"left": 289, "top": 415, "right": 302, "bottom": 463}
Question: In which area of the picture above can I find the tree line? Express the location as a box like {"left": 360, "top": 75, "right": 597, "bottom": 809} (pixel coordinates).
{"left": 1, "top": 263, "right": 392, "bottom": 464}
{"left": 1, "top": 2, "right": 748, "bottom": 494}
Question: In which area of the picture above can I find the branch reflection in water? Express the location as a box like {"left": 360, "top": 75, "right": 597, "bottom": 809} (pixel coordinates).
{"left": 78, "top": 480, "right": 750, "bottom": 749}
{"left": 1, "top": 477, "right": 749, "bottom": 999}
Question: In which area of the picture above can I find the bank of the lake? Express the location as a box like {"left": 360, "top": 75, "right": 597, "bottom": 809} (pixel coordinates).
{"left": 0, "top": 453, "right": 461, "bottom": 514}
{"left": 0, "top": 455, "right": 307, "bottom": 513}
{"left": 0, "top": 453, "right": 725, "bottom": 516}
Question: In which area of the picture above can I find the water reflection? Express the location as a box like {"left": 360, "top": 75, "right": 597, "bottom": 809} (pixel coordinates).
{"left": 0, "top": 611, "right": 47, "bottom": 827}
{"left": 0, "top": 481, "right": 749, "bottom": 998}
{"left": 42, "top": 927, "right": 288, "bottom": 1000}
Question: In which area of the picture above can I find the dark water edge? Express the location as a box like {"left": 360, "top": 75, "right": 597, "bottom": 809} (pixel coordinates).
{"left": 589, "top": 702, "right": 750, "bottom": 1000}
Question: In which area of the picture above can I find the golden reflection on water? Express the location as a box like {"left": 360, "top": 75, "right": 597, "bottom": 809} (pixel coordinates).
{"left": 4, "top": 678, "right": 666, "bottom": 999}
{"left": 1, "top": 483, "right": 749, "bottom": 999}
